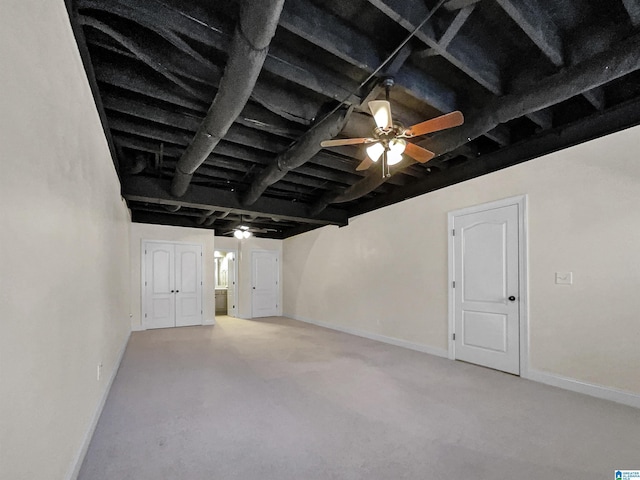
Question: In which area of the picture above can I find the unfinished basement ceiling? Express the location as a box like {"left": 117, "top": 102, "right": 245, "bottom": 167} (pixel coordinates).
{"left": 67, "top": 0, "right": 640, "bottom": 239}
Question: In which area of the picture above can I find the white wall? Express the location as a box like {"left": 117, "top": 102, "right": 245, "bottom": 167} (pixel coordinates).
{"left": 284, "top": 124, "right": 640, "bottom": 397}
{"left": 216, "top": 236, "right": 283, "bottom": 318}
{"left": 0, "top": 1, "right": 132, "bottom": 479}
{"left": 130, "top": 223, "right": 216, "bottom": 329}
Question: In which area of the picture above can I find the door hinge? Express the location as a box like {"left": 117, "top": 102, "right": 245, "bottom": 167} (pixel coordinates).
{"left": 145, "top": 313, "right": 147, "bottom": 318}
{"left": 452, "top": 229, "right": 455, "bottom": 236}
{"left": 452, "top": 281, "right": 456, "bottom": 288}
{"left": 145, "top": 281, "right": 147, "bottom": 286}
{"left": 145, "top": 249, "right": 147, "bottom": 254}
{"left": 452, "top": 333, "right": 456, "bottom": 341}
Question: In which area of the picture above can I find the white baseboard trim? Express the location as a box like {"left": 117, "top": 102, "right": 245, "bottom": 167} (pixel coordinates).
{"left": 131, "top": 325, "right": 145, "bottom": 332}
{"left": 66, "top": 330, "right": 131, "bottom": 480}
{"left": 286, "top": 314, "right": 448, "bottom": 358}
{"left": 525, "top": 369, "right": 640, "bottom": 409}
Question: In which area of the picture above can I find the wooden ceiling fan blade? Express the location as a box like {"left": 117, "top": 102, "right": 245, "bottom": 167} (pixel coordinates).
{"left": 320, "top": 137, "right": 375, "bottom": 147}
{"left": 406, "top": 111, "right": 464, "bottom": 137}
{"left": 368, "top": 100, "right": 393, "bottom": 129}
{"left": 356, "top": 157, "right": 374, "bottom": 171}
{"left": 404, "top": 143, "right": 436, "bottom": 163}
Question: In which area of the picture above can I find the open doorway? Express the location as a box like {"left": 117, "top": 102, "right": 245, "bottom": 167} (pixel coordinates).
{"left": 214, "top": 250, "right": 238, "bottom": 318}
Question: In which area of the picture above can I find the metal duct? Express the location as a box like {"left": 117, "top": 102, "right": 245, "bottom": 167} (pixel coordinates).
{"left": 171, "top": 0, "right": 285, "bottom": 197}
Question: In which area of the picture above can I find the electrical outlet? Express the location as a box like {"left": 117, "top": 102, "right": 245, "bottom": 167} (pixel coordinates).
{"left": 555, "top": 272, "right": 573, "bottom": 285}
{"left": 97, "top": 363, "right": 103, "bottom": 381}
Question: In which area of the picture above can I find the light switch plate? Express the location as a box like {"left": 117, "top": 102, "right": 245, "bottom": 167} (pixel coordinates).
{"left": 555, "top": 272, "right": 573, "bottom": 285}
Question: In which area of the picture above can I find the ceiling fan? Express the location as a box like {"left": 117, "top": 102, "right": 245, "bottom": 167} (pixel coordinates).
{"left": 320, "top": 78, "right": 464, "bottom": 177}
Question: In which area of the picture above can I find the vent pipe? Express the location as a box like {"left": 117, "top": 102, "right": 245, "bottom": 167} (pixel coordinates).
{"left": 171, "top": 0, "right": 285, "bottom": 197}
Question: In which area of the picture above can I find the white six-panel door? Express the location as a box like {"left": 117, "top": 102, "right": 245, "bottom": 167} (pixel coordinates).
{"left": 144, "top": 243, "right": 176, "bottom": 329}
{"left": 144, "top": 242, "right": 202, "bottom": 329}
{"left": 174, "top": 244, "right": 202, "bottom": 327}
{"left": 252, "top": 251, "right": 279, "bottom": 318}
{"left": 452, "top": 204, "right": 520, "bottom": 375}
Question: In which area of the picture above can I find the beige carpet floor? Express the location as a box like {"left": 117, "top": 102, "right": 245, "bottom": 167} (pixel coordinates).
{"left": 79, "top": 316, "right": 640, "bottom": 479}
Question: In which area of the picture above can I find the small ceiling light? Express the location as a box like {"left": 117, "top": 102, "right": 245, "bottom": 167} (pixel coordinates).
{"left": 386, "top": 139, "right": 406, "bottom": 166}
{"left": 366, "top": 142, "right": 385, "bottom": 162}
{"left": 234, "top": 227, "right": 252, "bottom": 239}
{"left": 389, "top": 138, "right": 406, "bottom": 154}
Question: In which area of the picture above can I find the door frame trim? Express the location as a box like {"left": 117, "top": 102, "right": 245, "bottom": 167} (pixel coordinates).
{"left": 222, "top": 248, "right": 240, "bottom": 318}
{"left": 447, "top": 195, "right": 529, "bottom": 376}
{"left": 141, "top": 239, "right": 204, "bottom": 330}
{"left": 250, "top": 249, "right": 281, "bottom": 319}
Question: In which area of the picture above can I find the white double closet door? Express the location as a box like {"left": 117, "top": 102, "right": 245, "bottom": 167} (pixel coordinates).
{"left": 144, "top": 242, "right": 202, "bottom": 329}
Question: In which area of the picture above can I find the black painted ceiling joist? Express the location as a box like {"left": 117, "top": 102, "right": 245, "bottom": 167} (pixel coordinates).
{"left": 312, "top": 30, "right": 640, "bottom": 213}
{"left": 69, "top": 0, "right": 640, "bottom": 238}
{"left": 122, "top": 177, "right": 349, "bottom": 227}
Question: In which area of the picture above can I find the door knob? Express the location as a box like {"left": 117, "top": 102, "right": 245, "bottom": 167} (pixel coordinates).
{"left": 508, "top": 296, "right": 516, "bottom": 301}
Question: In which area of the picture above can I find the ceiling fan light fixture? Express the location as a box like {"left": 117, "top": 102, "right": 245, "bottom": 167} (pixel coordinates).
{"left": 366, "top": 142, "right": 385, "bottom": 162}
{"left": 386, "top": 149, "right": 403, "bottom": 166}
{"left": 234, "top": 228, "right": 252, "bottom": 239}
{"left": 389, "top": 138, "right": 406, "bottom": 154}
{"left": 368, "top": 100, "right": 393, "bottom": 129}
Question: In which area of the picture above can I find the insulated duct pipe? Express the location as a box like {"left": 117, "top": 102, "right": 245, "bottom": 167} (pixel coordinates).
{"left": 241, "top": 107, "right": 351, "bottom": 206}
{"left": 171, "top": 0, "right": 285, "bottom": 197}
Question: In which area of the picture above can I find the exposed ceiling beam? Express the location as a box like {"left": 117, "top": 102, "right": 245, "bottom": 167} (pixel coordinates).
{"left": 350, "top": 95, "right": 640, "bottom": 216}
{"left": 311, "top": 31, "right": 640, "bottom": 212}
{"left": 114, "top": 131, "right": 405, "bottom": 187}
{"left": 443, "top": 0, "right": 482, "bottom": 11}
{"left": 103, "top": 94, "right": 303, "bottom": 141}
{"left": 495, "top": 0, "right": 563, "bottom": 66}
{"left": 279, "top": 0, "right": 457, "bottom": 112}
{"left": 582, "top": 87, "right": 606, "bottom": 111}
{"left": 366, "top": 0, "right": 500, "bottom": 93}
{"left": 65, "top": 4, "right": 120, "bottom": 175}
{"left": 108, "top": 116, "right": 291, "bottom": 154}
{"left": 494, "top": 0, "right": 603, "bottom": 112}
{"left": 242, "top": 108, "right": 352, "bottom": 206}
{"left": 79, "top": 16, "right": 203, "bottom": 98}
{"left": 122, "top": 177, "right": 349, "bottom": 226}
{"left": 438, "top": 4, "right": 476, "bottom": 50}
{"left": 80, "top": 0, "right": 362, "bottom": 116}
{"left": 622, "top": 0, "right": 640, "bottom": 26}
{"left": 368, "top": 0, "right": 550, "bottom": 132}
{"left": 95, "top": 62, "right": 206, "bottom": 111}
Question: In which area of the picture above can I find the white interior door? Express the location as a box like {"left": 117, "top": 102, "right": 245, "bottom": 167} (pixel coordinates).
{"left": 252, "top": 251, "right": 279, "bottom": 318}
{"left": 452, "top": 204, "right": 520, "bottom": 375}
{"left": 144, "top": 243, "right": 175, "bottom": 329}
{"left": 226, "top": 253, "right": 237, "bottom": 317}
{"left": 175, "top": 244, "right": 202, "bottom": 327}
{"left": 144, "top": 242, "right": 202, "bottom": 329}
